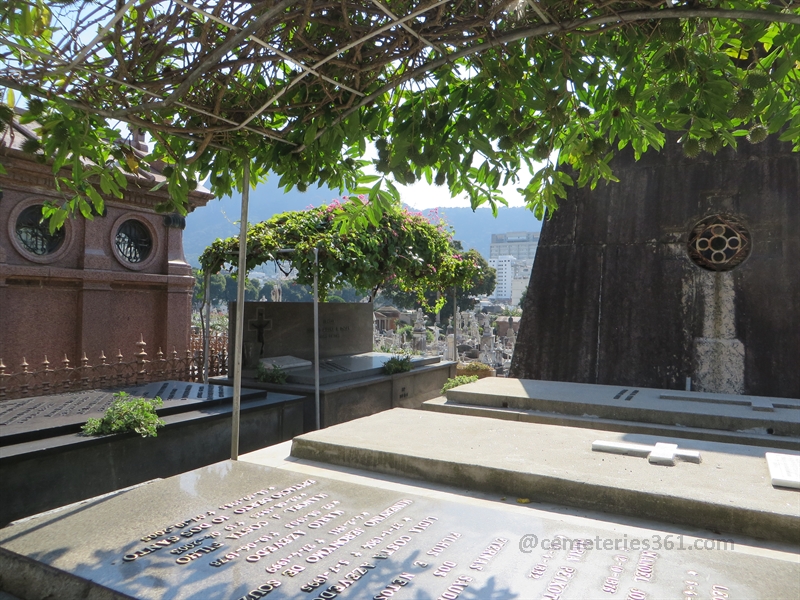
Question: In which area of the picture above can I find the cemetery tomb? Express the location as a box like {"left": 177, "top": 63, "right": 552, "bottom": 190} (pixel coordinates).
{"left": 0, "top": 381, "right": 304, "bottom": 526}
{"left": 284, "top": 353, "right": 441, "bottom": 386}
{"left": 0, "top": 381, "right": 269, "bottom": 445}
{"left": 0, "top": 442, "right": 797, "bottom": 600}
{"left": 424, "top": 377, "right": 800, "bottom": 449}
{"left": 290, "top": 409, "right": 799, "bottom": 545}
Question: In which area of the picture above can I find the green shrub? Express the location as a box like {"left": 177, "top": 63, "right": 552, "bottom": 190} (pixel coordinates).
{"left": 383, "top": 354, "right": 412, "bottom": 374}
{"left": 257, "top": 362, "right": 288, "bottom": 384}
{"left": 81, "top": 392, "right": 165, "bottom": 438}
{"left": 441, "top": 375, "right": 479, "bottom": 394}
{"left": 458, "top": 361, "right": 493, "bottom": 373}
{"left": 396, "top": 324, "right": 413, "bottom": 339}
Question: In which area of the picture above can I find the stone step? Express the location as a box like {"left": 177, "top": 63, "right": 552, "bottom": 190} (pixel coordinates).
{"left": 422, "top": 396, "right": 800, "bottom": 450}
{"left": 444, "top": 378, "right": 800, "bottom": 437}
{"left": 290, "top": 408, "right": 800, "bottom": 544}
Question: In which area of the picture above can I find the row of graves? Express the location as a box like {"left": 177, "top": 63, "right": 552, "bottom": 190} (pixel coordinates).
{"left": 0, "top": 303, "right": 456, "bottom": 529}
{"left": 0, "top": 338, "right": 797, "bottom": 598}
{"left": 373, "top": 309, "right": 520, "bottom": 375}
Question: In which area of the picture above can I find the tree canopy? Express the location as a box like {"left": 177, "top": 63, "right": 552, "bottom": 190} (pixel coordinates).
{"left": 199, "top": 199, "right": 485, "bottom": 309}
{"left": 380, "top": 240, "right": 496, "bottom": 320}
{"left": 1, "top": 1, "right": 799, "bottom": 227}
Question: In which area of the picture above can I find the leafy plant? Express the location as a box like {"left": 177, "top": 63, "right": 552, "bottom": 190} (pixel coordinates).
{"left": 256, "top": 362, "right": 288, "bottom": 384}
{"left": 441, "top": 375, "right": 479, "bottom": 394}
{"left": 383, "top": 354, "right": 412, "bottom": 375}
{"left": 396, "top": 324, "right": 414, "bottom": 339}
{"left": 3, "top": 3, "right": 800, "bottom": 226}
{"left": 81, "top": 392, "right": 164, "bottom": 438}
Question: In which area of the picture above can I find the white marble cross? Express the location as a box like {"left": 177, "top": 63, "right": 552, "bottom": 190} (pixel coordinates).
{"left": 592, "top": 440, "right": 702, "bottom": 466}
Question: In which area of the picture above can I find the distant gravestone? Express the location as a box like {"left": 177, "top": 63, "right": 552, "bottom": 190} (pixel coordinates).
{"left": 230, "top": 302, "right": 373, "bottom": 368}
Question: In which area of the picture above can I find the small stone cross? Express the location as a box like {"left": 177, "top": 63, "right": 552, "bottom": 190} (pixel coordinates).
{"left": 248, "top": 309, "right": 272, "bottom": 354}
{"left": 592, "top": 440, "right": 702, "bottom": 466}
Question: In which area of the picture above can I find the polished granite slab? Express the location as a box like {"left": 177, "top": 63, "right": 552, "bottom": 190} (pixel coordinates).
{"left": 0, "top": 381, "right": 270, "bottom": 445}
{"left": 0, "top": 452, "right": 797, "bottom": 600}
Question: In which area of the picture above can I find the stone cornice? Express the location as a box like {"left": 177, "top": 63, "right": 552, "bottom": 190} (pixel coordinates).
{"left": 0, "top": 263, "right": 195, "bottom": 290}
{"left": 0, "top": 148, "right": 214, "bottom": 210}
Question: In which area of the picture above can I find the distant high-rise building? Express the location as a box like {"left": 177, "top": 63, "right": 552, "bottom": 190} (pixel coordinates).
{"left": 488, "top": 255, "right": 516, "bottom": 301}
{"left": 489, "top": 231, "right": 540, "bottom": 260}
{"left": 487, "top": 232, "right": 539, "bottom": 303}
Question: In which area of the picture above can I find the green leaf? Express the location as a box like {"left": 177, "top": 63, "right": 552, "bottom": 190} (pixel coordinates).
{"left": 303, "top": 122, "right": 319, "bottom": 147}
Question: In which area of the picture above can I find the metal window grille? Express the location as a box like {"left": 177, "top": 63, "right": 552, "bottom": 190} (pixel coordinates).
{"left": 15, "top": 205, "right": 64, "bottom": 256}
{"left": 115, "top": 220, "right": 152, "bottom": 263}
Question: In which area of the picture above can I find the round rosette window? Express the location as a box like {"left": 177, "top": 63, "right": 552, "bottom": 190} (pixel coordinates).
{"left": 687, "top": 214, "right": 751, "bottom": 271}
{"left": 15, "top": 205, "right": 65, "bottom": 256}
{"left": 115, "top": 219, "right": 153, "bottom": 264}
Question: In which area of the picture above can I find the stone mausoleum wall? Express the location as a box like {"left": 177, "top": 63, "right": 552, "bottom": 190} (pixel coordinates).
{"left": 511, "top": 134, "right": 799, "bottom": 399}
{"left": 0, "top": 125, "right": 213, "bottom": 369}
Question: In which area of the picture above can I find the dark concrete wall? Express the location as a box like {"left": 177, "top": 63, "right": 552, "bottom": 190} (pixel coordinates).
{"left": 511, "top": 135, "right": 800, "bottom": 399}
{"left": 234, "top": 361, "right": 457, "bottom": 432}
{"left": 0, "top": 397, "right": 303, "bottom": 526}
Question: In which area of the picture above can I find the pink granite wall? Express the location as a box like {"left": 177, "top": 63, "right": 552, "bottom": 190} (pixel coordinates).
{"left": 0, "top": 148, "right": 212, "bottom": 372}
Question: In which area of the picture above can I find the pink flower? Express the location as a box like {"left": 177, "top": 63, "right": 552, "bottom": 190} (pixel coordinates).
{"left": 358, "top": 194, "right": 369, "bottom": 205}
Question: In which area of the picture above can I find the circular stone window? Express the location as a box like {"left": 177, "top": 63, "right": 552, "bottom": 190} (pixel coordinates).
{"left": 115, "top": 219, "right": 153, "bottom": 264}
{"left": 15, "top": 205, "right": 65, "bottom": 256}
{"left": 687, "top": 214, "right": 751, "bottom": 271}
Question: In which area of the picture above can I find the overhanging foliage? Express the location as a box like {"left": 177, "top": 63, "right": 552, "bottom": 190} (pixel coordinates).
{"left": 199, "top": 199, "right": 485, "bottom": 309}
{"left": 1, "top": 1, "right": 799, "bottom": 226}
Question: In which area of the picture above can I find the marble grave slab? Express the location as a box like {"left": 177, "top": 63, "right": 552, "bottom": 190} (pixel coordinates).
{"left": 0, "top": 459, "right": 797, "bottom": 600}
{"left": 286, "top": 353, "right": 440, "bottom": 386}
{"left": 766, "top": 453, "right": 800, "bottom": 490}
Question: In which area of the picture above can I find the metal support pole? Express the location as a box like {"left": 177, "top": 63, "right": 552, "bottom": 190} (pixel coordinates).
{"left": 313, "top": 247, "right": 321, "bottom": 430}
{"left": 452, "top": 286, "right": 458, "bottom": 361}
{"left": 231, "top": 161, "right": 250, "bottom": 460}
{"left": 203, "top": 270, "right": 211, "bottom": 384}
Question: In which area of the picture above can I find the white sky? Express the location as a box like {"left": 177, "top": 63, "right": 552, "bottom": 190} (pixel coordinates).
{"left": 360, "top": 143, "right": 534, "bottom": 210}
{"left": 394, "top": 177, "right": 529, "bottom": 210}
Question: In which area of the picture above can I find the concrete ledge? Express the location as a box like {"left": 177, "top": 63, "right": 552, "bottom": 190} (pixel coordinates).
{"left": 423, "top": 396, "right": 800, "bottom": 450}
{"left": 290, "top": 408, "right": 800, "bottom": 544}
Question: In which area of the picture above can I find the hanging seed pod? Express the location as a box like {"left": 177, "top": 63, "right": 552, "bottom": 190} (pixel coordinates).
{"left": 747, "top": 124, "right": 768, "bottom": 144}
{"left": 682, "top": 138, "right": 701, "bottom": 158}
{"left": 668, "top": 81, "right": 690, "bottom": 101}
{"left": 730, "top": 100, "right": 753, "bottom": 119}
{"left": 745, "top": 70, "right": 770, "bottom": 90}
